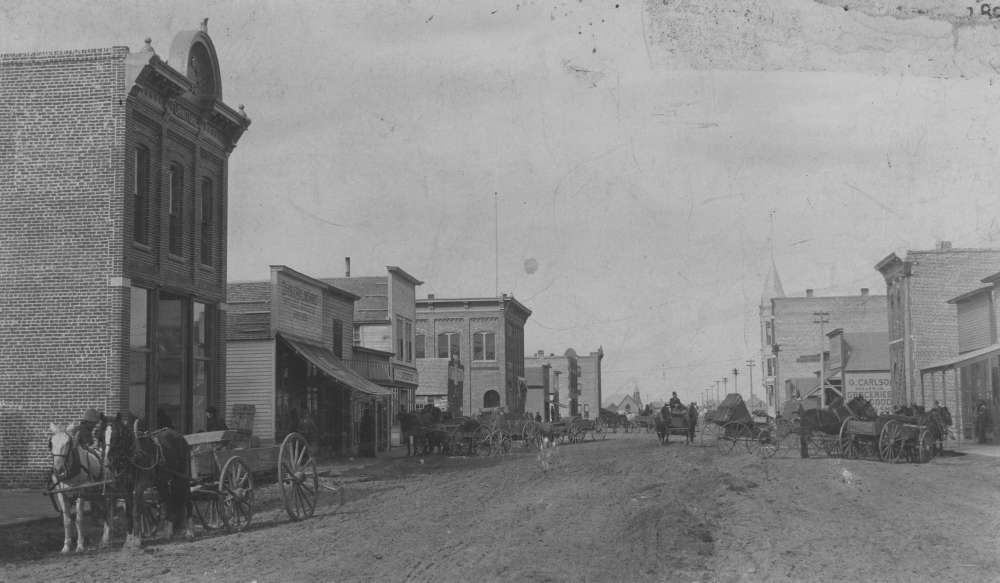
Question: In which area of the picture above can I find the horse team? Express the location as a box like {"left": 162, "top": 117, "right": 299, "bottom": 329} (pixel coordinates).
{"left": 47, "top": 411, "right": 192, "bottom": 553}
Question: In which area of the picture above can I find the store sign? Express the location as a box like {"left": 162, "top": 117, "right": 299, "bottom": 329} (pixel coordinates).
{"left": 395, "top": 367, "right": 417, "bottom": 383}
{"left": 276, "top": 276, "right": 322, "bottom": 341}
{"left": 845, "top": 372, "right": 892, "bottom": 414}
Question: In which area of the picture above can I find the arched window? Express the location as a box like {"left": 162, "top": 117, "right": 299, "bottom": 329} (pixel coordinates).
{"left": 483, "top": 390, "right": 500, "bottom": 409}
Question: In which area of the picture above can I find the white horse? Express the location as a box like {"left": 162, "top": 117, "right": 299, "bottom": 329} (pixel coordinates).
{"left": 47, "top": 422, "right": 114, "bottom": 553}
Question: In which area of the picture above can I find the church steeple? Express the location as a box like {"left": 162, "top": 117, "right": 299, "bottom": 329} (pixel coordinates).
{"left": 761, "top": 210, "right": 785, "bottom": 306}
{"left": 761, "top": 259, "right": 785, "bottom": 306}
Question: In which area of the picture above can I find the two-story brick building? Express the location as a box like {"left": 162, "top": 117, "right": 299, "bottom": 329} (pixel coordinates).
{"left": 875, "top": 243, "right": 1000, "bottom": 411}
{"left": 763, "top": 288, "right": 887, "bottom": 411}
{"left": 227, "top": 266, "right": 393, "bottom": 457}
{"left": 415, "top": 294, "right": 531, "bottom": 416}
{"left": 0, "top": 25, "right": 250, "bottom": 486}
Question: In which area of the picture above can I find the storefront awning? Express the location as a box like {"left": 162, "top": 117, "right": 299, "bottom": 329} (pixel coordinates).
{"left": 922, "top": 343, "right": 1000, "bottom": 373}
{"left": 282, "top": 336, "right": 393, "bottom": 397}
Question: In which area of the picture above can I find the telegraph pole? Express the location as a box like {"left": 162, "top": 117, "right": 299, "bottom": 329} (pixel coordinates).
{"left": 813, "top": 311, "right": 830, "bottom": 408}
{"left": 746, "top": 359, "right": 756, "bottom": 409}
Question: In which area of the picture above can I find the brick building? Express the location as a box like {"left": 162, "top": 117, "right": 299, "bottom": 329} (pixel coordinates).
{"left": 763, "top": 288, "right": 887, "bottom": 411}
{"left": 524, "top": 348, "right": 605, "bottom": 420}
{"left": 0, "top": 26, "right": 250, "bottom": 486}
{"left": 824, "top": 329, "right": 891, "bottom": 414}
{"left": 415, "top": 294, "right": 531, "bottom": 416}
{"left": 875, "top": 243, "right": 1000, "bottom": 410}
{"left": 920, "top": 269, "right": 1000, "bottom": 441}
{"left": 227, "top": 266, "right": 394, "bottom": 456}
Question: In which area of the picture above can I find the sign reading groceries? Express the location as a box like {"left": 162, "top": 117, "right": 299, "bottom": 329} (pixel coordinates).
{"left": 844, "top": 372, "right": 892, "bottom": 414}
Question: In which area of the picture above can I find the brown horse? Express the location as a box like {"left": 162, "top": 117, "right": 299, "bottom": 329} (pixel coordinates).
{"left": 104, "top": 414, "right": 192, "bottom": 548}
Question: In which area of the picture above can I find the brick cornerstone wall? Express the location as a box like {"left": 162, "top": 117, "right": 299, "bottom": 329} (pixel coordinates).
{"left": 0, "top": 49, "right": 127, "bottom": 487}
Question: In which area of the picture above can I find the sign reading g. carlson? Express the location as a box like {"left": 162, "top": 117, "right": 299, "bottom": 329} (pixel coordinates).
{"left": 845, "top": 372, "right": 892, "bottom": 414}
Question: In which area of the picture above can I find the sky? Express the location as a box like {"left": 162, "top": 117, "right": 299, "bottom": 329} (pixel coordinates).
{"left": 7, "top": 0, "right": 1000, "bottom": 407}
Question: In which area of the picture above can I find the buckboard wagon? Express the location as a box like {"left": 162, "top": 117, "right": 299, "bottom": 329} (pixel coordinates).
{"left": 838, "top": 415, "right": 936, "bottom": 463}
{"left": 710, "top": 394, "right": 779, "bottom": 457}
{"left": 173, "top": 430, "right": 320, "bottom": 534}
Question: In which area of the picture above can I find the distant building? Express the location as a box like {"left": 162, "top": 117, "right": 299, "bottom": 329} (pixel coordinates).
{"left": 525, "top": 364, "right": 552, "bottom": 420}
{"left": 764, "top": 285, "right": 887, "bottom": 411}
{"left": 415, "top": 294, "right": 531, "bottom": 415}
{"left": 524, "top": 348, "right": 604, "bottom": 420}
{"left": 920, "top": 269, "right": 1000, "bottom": 441}
{"left": 875, "top": 243, "right": 1000, "bottom": 409}
{"left": 616, "top": 390, "right": 642, "bottom": 418}
{"left": 0, "top": 26, "right": 250, "bottom": 486}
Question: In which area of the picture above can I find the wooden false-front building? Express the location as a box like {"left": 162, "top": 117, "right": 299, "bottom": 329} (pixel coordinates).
{"left": 226, "top": 266, "right": 393, "bottom": 456}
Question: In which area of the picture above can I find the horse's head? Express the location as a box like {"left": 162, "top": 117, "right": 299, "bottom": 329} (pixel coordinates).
{"left": 101, "top": 413, "right": 136, "bottom": 473}
{"left": 48, "top": 423, "right": 79, "bottom": 482}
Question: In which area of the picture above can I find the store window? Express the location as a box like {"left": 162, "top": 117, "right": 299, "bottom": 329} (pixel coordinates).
{"left": 129, "top": 287, "right": 150, "bottom": 418}
{"left": 192, "top": 302, "right": 213, "bottom": 432}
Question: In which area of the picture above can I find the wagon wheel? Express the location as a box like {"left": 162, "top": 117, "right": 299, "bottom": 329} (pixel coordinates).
{"left": 495, "top": 430, "right": 513, "bottom": 455}
{"left": 749, "top": 426, "right": 780, "bottom": 458}
{"left": 191, "top": 491, "right": 224, "bottom": 531}
{"left": 475, "top": 426, "right": 493, "bottom": 456}
{"left": 879, "top": 420, "right": 903, "bottom": 463}
{"left": 715, "top": 422, "right": 739, "bottom": 454}
{"left": 837, "top": 418, "right": 856, "bottom": 459}
{"left": 915, "top": 429, "right": 934, "bottom": 464}
{"left": 594, "top": 420, "right": 608, "bottom": 440}
{"left": 699, "top": 421, "right": 719, "bottom": 445}
{"left": 137, "top": 487, "right": 163, "bottom": 537}
{"left": 521, "top": 422, "right": 541, "bottom": 449}
{"left": 279, "top": 432, "right": 318, "bottom": 521}
{"left": 218, "top": 456, "right": 254, "bottom": 531}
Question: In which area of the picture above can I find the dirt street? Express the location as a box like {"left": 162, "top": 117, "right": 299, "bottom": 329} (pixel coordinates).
{"left": 2, "top": 432, "right": 998, "bottom": 583}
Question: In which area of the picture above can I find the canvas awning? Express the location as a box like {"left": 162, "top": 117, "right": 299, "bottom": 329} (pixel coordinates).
{"left": 281, "top": 335, "right": 393, "bottom": 397}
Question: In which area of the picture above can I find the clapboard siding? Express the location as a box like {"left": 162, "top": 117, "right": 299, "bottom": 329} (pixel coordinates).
{"left": 226, "top": 340, "right": 276, "bottom": 444}
{"left": 957, "top": 292, "right": 993, "bottom": 354}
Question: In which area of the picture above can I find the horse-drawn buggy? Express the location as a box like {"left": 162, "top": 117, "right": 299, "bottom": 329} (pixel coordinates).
{"left": 47, "top": 413, "right": 321, "bottom": 553}
{"left": 709, "top": 393, "right": 779, "bottom": 457}
{"left": 654, "top": 405, "right": 696, "bottom": 445}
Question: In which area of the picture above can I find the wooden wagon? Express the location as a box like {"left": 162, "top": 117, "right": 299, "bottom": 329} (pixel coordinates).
{"left": 175, "top": 430, "right": 320, "bottom": 533}
{"left": 838, "top": 415, "right": 935, "bottom": 463}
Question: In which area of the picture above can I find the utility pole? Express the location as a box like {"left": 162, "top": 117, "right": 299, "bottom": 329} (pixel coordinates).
{"left": 746, "top": 359, "right": 756, "bottom": 409}
{"left": 722, "top": 376, "right": 728, "bottom": 398}
{"left": 813, "top": 311, "right": 830, "bottom": 408}
{"left": 715, "top": 379, "right": 721, "bottom": 403}
{"left": 731, "top": 368, "right": 740, "bottom": 398}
